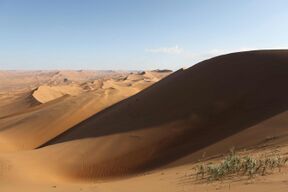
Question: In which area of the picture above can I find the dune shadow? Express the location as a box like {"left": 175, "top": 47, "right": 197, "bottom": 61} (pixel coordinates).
{"left": 39, "top": 50, "right": 288, "bottom": 169}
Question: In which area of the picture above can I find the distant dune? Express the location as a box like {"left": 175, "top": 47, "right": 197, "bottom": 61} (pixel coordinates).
{"left": 0, "top": 70, "right": 128, "bottom": 91}
{"left": 0, "top": 70, "right": 169, "bottom": 152}
{"left": 32, "top": 85, "right": 83, "bottom": 103}
{"left": 0, "top": 51, "right": 288, "bottom": 191}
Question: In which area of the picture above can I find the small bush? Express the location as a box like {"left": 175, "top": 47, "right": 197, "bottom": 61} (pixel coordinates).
{"left": 196, "top": 150, "right": 288, "bottom": 181}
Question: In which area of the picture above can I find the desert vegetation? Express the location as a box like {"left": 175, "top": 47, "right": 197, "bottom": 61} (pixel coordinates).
{"left": 195, "top": 149, "right": 288, "bottom": 181}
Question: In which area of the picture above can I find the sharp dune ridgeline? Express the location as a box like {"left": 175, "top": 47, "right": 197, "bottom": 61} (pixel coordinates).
{"left": 1, "top": 50, "right": 288, "bottom": 191}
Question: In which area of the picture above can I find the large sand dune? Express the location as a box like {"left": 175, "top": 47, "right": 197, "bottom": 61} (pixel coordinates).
{"left": 0, "top": 51, "right": 288, "bottom": 191}
{"left": 31, "top": 50, "right": 288, "bottom": 180}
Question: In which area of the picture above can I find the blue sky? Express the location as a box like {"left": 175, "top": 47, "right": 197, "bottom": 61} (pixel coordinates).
{"left": 1, "top": 0, "right": 288, "bottom": 70}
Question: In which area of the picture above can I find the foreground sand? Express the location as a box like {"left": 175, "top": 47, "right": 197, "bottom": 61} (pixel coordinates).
{"left": 1, "top": 145, "right": 288, "bottom": 192}
{"left": 0, "top": 50, "right": 288, "bottom": 191}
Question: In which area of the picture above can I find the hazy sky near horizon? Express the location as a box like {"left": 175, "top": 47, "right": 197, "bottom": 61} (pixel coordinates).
{"left": 1, "top": 0, "right": 288, "bottom": 70}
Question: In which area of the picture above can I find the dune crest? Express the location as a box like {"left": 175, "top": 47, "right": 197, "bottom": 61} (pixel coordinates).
{"left": 32, "top": 85, "right": 83, "bottom": 103}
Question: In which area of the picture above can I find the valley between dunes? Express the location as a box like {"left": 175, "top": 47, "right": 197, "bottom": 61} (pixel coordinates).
{"left": 1, "top": 50, "right": 288, "bottom": 191}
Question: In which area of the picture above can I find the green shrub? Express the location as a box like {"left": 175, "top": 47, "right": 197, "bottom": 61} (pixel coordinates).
{"left": 195, "top": 150, "right": 288, "bottom": 181}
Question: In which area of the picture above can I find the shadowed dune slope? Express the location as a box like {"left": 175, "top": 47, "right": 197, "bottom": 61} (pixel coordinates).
{"left": 32, "top": 50, "right": 288, "bottom": 180}
{"left": 0, "top": 92, "right": 40, "bottom": 118}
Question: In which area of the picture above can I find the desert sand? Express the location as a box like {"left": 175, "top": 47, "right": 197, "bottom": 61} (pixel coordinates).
{"left": 0, "top": 50, "right": 288, "bottom": 191}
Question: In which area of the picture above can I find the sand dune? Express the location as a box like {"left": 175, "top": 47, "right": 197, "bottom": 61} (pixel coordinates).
{"left": 0, "top": 70, "right": 129, "bottom": 92}
{"left": 0, "top": 91, "right": 40, "bottom": 118}
{"left": 32, "top": 85, "right": 83, "bottom": 103}
{"left": 26, "top": 50, "right": 287, "bottom": 180}
{"left": 32, "top": 71, "right": 168, "bottom": 103}
{"left": 0, "top": 71, "right": 168, "bottom": 152}
{"left": 0, "top": 51, "right": 288, "bottom": 191}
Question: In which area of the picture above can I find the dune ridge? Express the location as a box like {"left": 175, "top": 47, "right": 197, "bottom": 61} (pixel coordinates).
{"left": 18, "top": 50, "right": 288, "bottom": 181}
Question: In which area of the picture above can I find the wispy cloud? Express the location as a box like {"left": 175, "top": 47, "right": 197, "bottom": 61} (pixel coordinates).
{"left": 145, "top": 45, "right": 184, "bottom": 54}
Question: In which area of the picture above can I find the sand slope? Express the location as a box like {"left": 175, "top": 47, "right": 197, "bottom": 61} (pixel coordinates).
{"left": 0, "top": 92, "right": 40, "bottom": 118}
{"left": 0, "top": 71, "right": 168, "bottom": 152}
{"left": 26, "top": 50, "right": 288, "bottom": 180}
